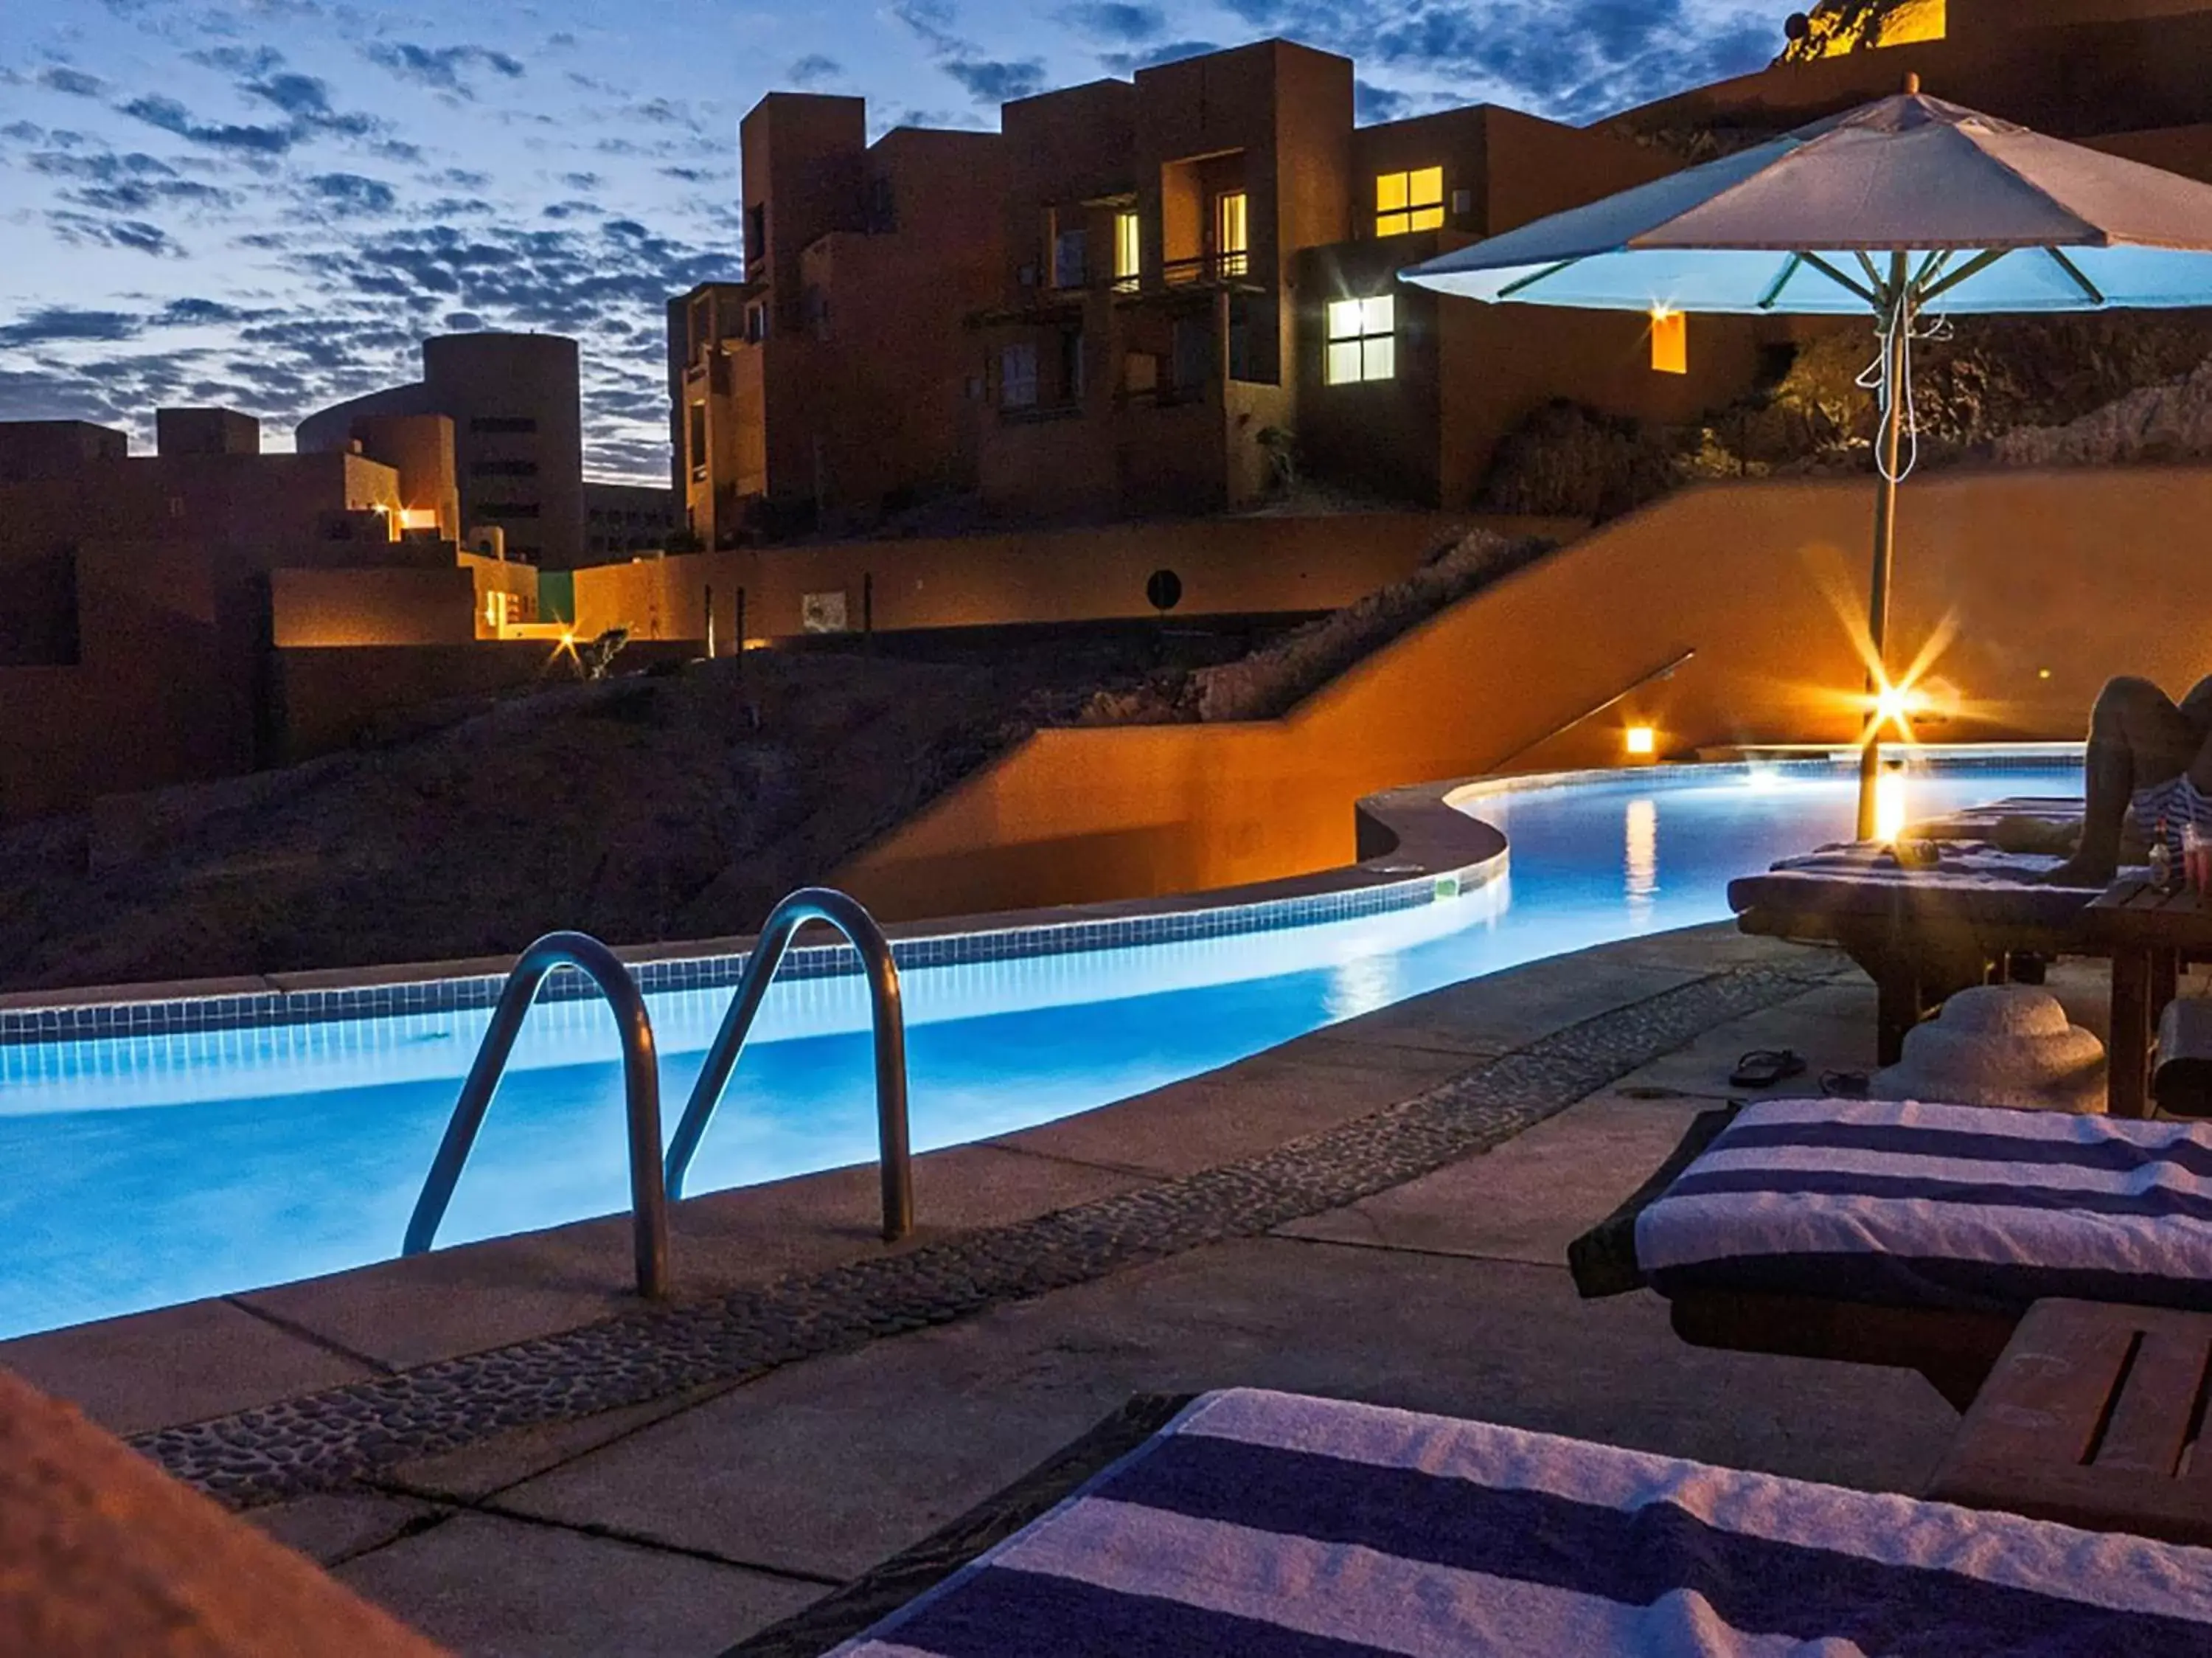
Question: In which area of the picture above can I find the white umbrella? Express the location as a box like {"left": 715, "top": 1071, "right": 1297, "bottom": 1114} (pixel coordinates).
{"left": 1404, "top": 78, "right": 2212, "bottom": 836}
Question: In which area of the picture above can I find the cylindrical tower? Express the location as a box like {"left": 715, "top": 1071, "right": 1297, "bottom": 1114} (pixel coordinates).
{"left": 422, "top": 333, "right": 585, "bottom": 569}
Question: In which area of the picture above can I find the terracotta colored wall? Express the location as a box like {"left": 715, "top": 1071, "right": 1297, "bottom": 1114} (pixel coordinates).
{"left": 269, "top": 567, "right": 478, "bottom": 648}
{"left": 567, "top": 511, "right": 1574, "bottom": 642}
{"left": 832, "top": 465, "right": 2212, "bottom": 920}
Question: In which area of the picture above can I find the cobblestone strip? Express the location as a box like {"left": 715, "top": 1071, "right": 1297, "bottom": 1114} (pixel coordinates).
{"left": 133, "top": 964, "right": 1818, "bottom": 1508}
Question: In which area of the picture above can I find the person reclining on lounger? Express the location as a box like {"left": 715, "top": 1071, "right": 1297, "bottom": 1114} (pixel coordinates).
{"left": 2044, "top": 674, "right": 2212, "bottom": 886}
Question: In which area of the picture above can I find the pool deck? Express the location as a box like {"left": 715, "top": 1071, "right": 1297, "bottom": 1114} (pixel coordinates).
{"left": 1, "top": 922, "right": 2127, "bottom": 1655}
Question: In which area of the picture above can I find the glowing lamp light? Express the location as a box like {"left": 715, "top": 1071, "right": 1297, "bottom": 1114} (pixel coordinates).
{"left": 1625, "top": 725, "right": 1657, "bottom": 757}
{"left": 1870, "top": 681, "right": 1928, "bottom": 735}
{"left": 1648, "top": 306, "right": 1687, "bottom": 375}
{"left": 1874, "top": 766, "right": 1909, "bottom": 843}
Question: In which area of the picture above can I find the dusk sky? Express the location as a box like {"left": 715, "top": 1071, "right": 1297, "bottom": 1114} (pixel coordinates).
{"left": 0, "top": 1, "right": 1787, "bottom": 482}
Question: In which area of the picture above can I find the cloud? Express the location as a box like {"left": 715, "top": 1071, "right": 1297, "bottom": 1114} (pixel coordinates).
{"left": 364, "top": 42, "right": 526, "bottom": 98}
{"left": 44, "top": 211, "right": 183, "bottom": 256}
{"left": 0, "top": 308, "right": 144, "bottom": 348}
{"left": 1099, "top": 38, "right": 1220, "bottom": 73}
{"left": 1214, "top": 0, "right": 1774, "bottom": 121}
{"left": 943, "top": 58, "right": 1048, "bottom": 102}
{"left": 891, "top": 0, "right": 1048, "bottom": 107}
{"left": 787, "top": 54, "right": 843, "bottom": 88}
{"left": 1356, "top": 79, "right": 1413, "bottom": 122}
{"left": 119, "top": 94, "right": 296, "bottom": 153}
{"left": 307, "top": 172, "right": 399, "bottom": 212}
{"left": 1059, "top": 3, "right": 1165, "bottom": 41}
{"left": 36, "top": 66, "right": 108, "bottom": 98}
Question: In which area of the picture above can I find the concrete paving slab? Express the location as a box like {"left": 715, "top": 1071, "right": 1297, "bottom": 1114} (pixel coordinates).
{"left": 1274, "top": 1092, "right": 1711, "bottom": 1266}
{"left": 247, "top": 1491, "right": 443, "bottom": 1567}
{"left": 1610, "top": 981, "right": 1879, "bottom": 1103}
{"left": 1596, "top": 923, "right": 1852, "bottom": 979}
{"left": 0, "top": 1295, "right": 375, "bottom": 1437}
{"left": 386, "top": 1384, "right": 743, "bottom": 1504}
{"left": 490, "top": 1240, "right": 1955, "bottom": 1584}
{"left": 335, "top": 1511, "right": 824, "bottom": 1658}
{"left": 988, "top": 1041, "right": 1474, "bottom": 1178}
{"left": 242, "top": 1142, "right": 1152, "bottom": 1373}
{"left": 1313, "top": 951, "right": 1705, "bottom": 1059}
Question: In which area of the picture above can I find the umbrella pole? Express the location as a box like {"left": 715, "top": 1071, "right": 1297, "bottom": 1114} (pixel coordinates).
{"left": 1856, "top": 264, "right": 1913, "bottom": 841}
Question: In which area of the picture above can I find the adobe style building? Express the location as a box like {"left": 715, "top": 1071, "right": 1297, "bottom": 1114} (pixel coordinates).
{"left": 669, "top": 103, "right": 1010, "bottom": 546}
{"left": 0, "top": 408, "right": 548, "bottom": 824}
{"left": 299, "top": 333, "right": 588, "bottom": 569}
{"left": 582, "top": 479, "right": 679, "bottom": 561}
{"left": 672, "top": 40, "right": 1764, "bottom": 537}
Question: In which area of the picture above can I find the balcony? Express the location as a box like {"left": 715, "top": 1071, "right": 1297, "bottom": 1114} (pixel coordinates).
{"left": 1115, "top": 253, "right": 1265, "bottom": 304}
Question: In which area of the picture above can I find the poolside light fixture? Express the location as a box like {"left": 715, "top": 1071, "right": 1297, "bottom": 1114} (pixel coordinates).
{"left": 1403, "top": 77, "right": 2212, "bottom": 840}
{"left": 1626, "top": 724, "right": 1658, "bottom": 757}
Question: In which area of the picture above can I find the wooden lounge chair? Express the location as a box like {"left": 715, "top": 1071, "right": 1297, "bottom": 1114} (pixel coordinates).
{"left": 1729, "top": 797, "right": 2104, "bottom": 1063}
{"left": 734, "top": 1388, "right": 2212, "bottom": 1656}
{"left": 1572, "top": 1096, "right": 2212, "bottom": 1409}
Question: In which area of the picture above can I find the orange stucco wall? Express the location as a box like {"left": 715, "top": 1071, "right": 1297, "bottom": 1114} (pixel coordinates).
{"left": 270, "top": 567, "right": 479, "bottom": 648}
{"left": 832, "top": 465, "right": 2212, "bottom": 920}
{"left": 567, "top": 512, "right": 1580, "bottom": 642}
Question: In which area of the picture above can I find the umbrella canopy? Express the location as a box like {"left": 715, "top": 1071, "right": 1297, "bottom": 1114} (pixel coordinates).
{"left": 1404, "top": 90, "right": 2212, "bottom": 315}
{"left": 1402, "top": 84, "right": 2212, "bottom": 839}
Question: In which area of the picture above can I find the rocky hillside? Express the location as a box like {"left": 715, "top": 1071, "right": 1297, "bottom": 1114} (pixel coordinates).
{"left": 1478, "top": 313, "right": 2212, "bottom": 520}
{"left": 0, "top": 629, "right": 1275, "bottom": 993}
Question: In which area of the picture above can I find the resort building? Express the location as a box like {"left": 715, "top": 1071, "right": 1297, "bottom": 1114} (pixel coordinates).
{"left": 667, "top": 100, "right": 1010, "bottom": 547}
{"left": 0, "top": 406, "right": 557, "bottom": 823}
{"left": 299, "top": 333, "right": 588, "bottom": 569}
{"left": 582, "top": 479, "right": 680, "bottom": 563}
{"left": 672, "top": 40, "right": 1763, "bottom": 535}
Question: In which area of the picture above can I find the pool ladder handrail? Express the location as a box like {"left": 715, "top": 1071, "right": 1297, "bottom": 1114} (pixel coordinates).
{"left": 404, "top": 932, "right": 669, "bottom": 1298}
{"left": 662, "top": 887, "right": 913, "bottom": 1242}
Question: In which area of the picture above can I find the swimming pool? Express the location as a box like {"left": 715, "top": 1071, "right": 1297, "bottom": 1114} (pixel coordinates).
{"left": 0, "top": 757, "right": 2076, "bottom": 1338}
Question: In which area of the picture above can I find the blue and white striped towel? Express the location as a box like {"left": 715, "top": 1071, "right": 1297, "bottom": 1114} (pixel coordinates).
{"left": 1638, "top": 1097, "right": 2212, "bottom": 1314}
{"left": 833, "top": 1388, "right": 2212, "bottom": 1655}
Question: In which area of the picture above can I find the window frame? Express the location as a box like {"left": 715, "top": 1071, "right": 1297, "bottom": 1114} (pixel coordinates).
{"left": 1214, "top": 190, "right": 1248, "bottom": 277}
{"left": 1324, "top": 294, "right": 1397, "bottom": 386}
{"left": 1375, "top": 167, "right": 1445, "bottom": 237}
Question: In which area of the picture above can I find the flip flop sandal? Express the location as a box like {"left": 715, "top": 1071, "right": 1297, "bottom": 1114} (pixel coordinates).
{"left": 1729, "top": 1049, "right": 1807, "bottom": 1089}
{"left": 1820, "top": 1069, "right": 1871, "bottom": 1097}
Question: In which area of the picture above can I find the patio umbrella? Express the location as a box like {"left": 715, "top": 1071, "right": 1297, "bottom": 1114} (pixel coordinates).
{"left": 1402, "top": 77, "right": 2212, "bottom": 836}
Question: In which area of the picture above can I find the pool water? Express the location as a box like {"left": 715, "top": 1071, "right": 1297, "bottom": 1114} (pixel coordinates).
{"left": 0, "top": 760, "right": 2075, "bottom": 1338}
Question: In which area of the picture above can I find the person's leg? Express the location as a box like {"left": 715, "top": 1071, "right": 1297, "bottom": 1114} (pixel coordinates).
{"left": 2045, "top": 676, "right": 2197, "bottom": 884}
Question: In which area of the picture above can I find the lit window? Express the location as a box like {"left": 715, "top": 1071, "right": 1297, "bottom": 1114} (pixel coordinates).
{"left": 1650, "top": 308, "right": 1687, "bottom": 375}
{"left": 1377, "top": 167, "right": 1444, "bottom": 237}
{"left": 1215, "top": 190, "right": 1248, "bottom": 277}
{"left": 1001, "top": 341, "right": 1038, "bottom": 409}
{"left": 1114, "top": 209, "right": 1140, "bottom": 288}
{"left": 1325, "top": 295, "right": 1395, "bottom": 385}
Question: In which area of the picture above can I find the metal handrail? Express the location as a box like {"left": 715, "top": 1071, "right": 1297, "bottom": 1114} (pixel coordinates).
{"left": 404, "top": 932, "right": 669, "bottom": 1298}
{"left": 663, "top": 888, "right": 912, "bottom": 1241}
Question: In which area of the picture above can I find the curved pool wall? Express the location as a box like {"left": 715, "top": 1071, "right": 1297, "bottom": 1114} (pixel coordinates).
{"left": 0, "top": 752, "right": 2079, "bottom": 1338}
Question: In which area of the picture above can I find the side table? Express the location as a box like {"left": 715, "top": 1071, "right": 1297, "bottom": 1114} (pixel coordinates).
{"left": 1925, "top": 1297, "right": 2212, "bottom": 1546}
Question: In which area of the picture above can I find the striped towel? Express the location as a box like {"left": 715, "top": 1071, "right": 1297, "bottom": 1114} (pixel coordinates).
{"left": 832, "top": 1388, "right": 2212, "bottom": 1655}
{"left": 1638, "top": 1097, "right": 2212, "bottom": 1314}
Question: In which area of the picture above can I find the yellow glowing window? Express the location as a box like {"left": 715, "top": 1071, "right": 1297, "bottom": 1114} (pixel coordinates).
{"left": 1649, "top": 308, "right": 1687, "bottom": 375}
{"left": 1326, "top": 295, "right": 1395, "bottom": 385}
{"left": 1215, "top": 190, "right": 1248, "bottom": 277}
{"left": 1115, "top": 210, "right": 1141, "bottom": 286}
{"left": 1377, "top": 167, "right": 1444, "bottom": 236}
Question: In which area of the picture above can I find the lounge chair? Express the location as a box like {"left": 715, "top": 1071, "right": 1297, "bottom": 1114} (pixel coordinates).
{"left": 1728, "top": 797, "right": 2104, "bottom": 1062}
{"left": 1573, "top": 1097, "right": 2212, "bottom": 1407}
{"left": 742, "top": 1388, "right": 2212, "bottom": 1656}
